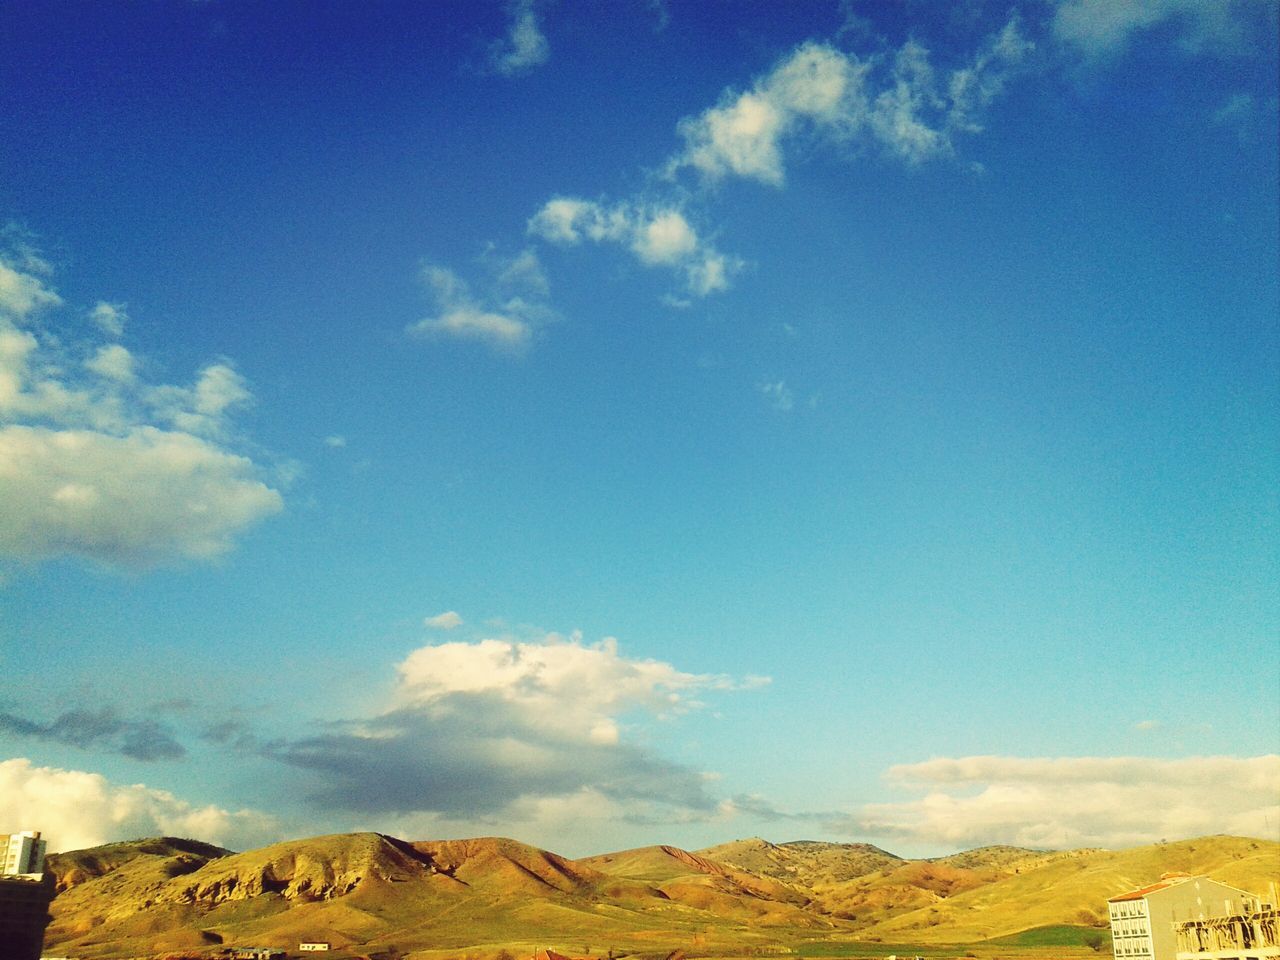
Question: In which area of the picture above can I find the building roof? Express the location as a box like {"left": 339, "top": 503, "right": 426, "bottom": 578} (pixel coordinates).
{"left": 1109, "top": 875, "right": 1196, "bottom": 902}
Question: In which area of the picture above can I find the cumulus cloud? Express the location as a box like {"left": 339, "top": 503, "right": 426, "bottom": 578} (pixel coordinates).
{"left": 1052, "top": 0, "right": 1265, "bottom": 57}
{"left": 266, "top": 632, "right": 766, "bottom": 821}
{"left": 491, "top": 0, "right": 549, "bottom": 76}
{"left": 528, "top": 198, "right": 743, "bottom": 296}
{"left": 424, "top": 610, "right": 463, "bottom": 629}
{"left": 0, "top": 248, "right": 282, "bottom": 569}
{"left": 0, "top": 708, "right": 184, "bottom": 761}
{"left": 836, "top": 754, "right": 1280, "bottom": 849}
{"left": 0, "top": 426, "right": 282, "bottom": 566}
{"left": 408, "top": 249, "right": 554, "bottom": 352}
{"left": 0, "top": 757, "right": 277, "bottom": 852}
{"left": 669, "top": 21, "right": 1031, "bottom": 185}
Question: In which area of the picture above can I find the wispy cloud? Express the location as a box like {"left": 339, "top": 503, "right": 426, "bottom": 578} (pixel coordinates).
{"left": 424, "top": 609, "right": 463, "bottom": 629}
{"left": 88, "top": 301, "right": 127, "bottom": 337}
{"left": 491, "top": 0, "right": 549, "bottom": 76}
{"left": 0, "top": 708, "right": 185, "bottom": 761}
{"left": 833, "top": 754, "right": 1280, "bottom": 849}
{"left": 528, "top": 198, "right": 743, "bottom": 297}
{"left": 1212, "top": 91, "right": 1273, "bottom": 143}
{"left": 408, "top": 248, "right": 553, "bottom": 352}
{"left": 0, "top": 245, "right": 282, "bottom": 570}
{"left": 1052, "top": 0, "right": 1267, "bottom": 58}
{"left": 667, "top": 19, "right": 1032, "bottom": 185}
{"left": 527, "top": 18, "right": 1028, "bottom": 306}
{"left": 760, "top": 380, "right": 795, "bottom": 412}
{"left": 0, "top": 259, "right": 61, "bottom": 318}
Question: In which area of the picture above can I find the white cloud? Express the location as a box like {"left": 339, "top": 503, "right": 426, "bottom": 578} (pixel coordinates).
{"left": 680, "top": 90, "right": 790, "bottom": 185}
{"left": 323, "top": 434, "right": 346, "bottom": 448}
{"left": 409, "top": 253, "right": 555, "bottom": 352}
{"left": 268, "top": 632, "right": 768, "bottom": 820}
{"left": 632, "top": 210, "right": 700, "bottom": 265}
{"left": 669, "top": 21, "right": 1030, "bottom": 184}
{"left": 84, "top": 343, "right": 136, "bottom": 383}
{"left": 841, "top": 755, "right": 1280, "bottom": 849}
{"left": 1052, "top": 0, "right": 1262, "bottom": 57}
{"left": 526, "top": 19, "right": 1028, "bottom": 307}
{"left": 424, "top": 609, "right": 463, "bottom": 630}
{"left": 675, "top": 42, "right": 861, "bottom": 185}
{"left": 0, "top": 425, "right": 283, "bottom": 566}
{"left": 491, "top": 0, "right": 549, "bottom": 76}
{"left": 0, "top": 757, "right": 277, "bottom": 853}
{"left": 88, "top": 301, "right": 127, "bottom": 337}
{"left": 0, "top": 251, "right": 282, "bottom": 569}
{"left": 0, "top": 259, "right": 61, "bottom": 319}
{"left": 529, "top": 198, "right": 742, "bottom": 296}
{"left": 393, "top": 632, "right": 752, "bottom": 743}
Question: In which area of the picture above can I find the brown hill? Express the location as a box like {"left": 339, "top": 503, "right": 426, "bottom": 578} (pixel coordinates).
{"left": 41, "top": 832, "right": 1280, "bottom": 958}
{"left": 576, "top": 843, "right": 822, "bottom": 927}
{"left": 697, "top": 837, "right": 903, "bottom": 885}
{"left": 45, "top": 836, "right": 232, "bottom": 893}
{"left": 694, "top": 838, "right": 1038, "bottom": 923}
{"left": 930, "top": 845, "right": 1062, "bottom": 872}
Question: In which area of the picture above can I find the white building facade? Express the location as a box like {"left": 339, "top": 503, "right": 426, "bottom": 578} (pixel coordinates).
{"left": 0, "top": 832, "right": 46, "bottom": 877}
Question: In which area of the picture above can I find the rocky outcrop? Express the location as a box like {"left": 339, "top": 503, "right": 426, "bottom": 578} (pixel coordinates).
{"left": 154, "top": 833, "right": 431, "bottom": 906}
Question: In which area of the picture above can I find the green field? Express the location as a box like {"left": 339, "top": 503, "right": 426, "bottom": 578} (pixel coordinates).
{"left": 985, "top": 926, "right": 1112, "bottom": 948}
{"left": 794, "top": 942, "right": 962, "bottom": 957}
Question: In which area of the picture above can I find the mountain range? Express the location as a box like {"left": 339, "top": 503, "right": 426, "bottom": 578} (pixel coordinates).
{"left": 42, "top": 833, "right": 1279, "bottom": 959}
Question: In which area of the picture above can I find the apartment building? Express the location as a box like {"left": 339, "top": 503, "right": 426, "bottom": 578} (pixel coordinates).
{"left": 1109, "top": 874, "right": 1264, "bottom": 960}
{"left": 0, "top": 832, "right": 46, "bottom": 877}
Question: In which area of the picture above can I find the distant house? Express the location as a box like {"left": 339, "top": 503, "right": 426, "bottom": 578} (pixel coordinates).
{"left": 300, "top": 944, "right": 331, "bottom": 953}
{"left": 221, "top": 949, "right": 286, "bottom": 960}
{"left": 1109, "top": 874, "right": 1265, "bottom": 960}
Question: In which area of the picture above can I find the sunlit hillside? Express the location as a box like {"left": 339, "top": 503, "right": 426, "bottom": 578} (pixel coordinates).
{"left": 41, "top": 832, "right": 1280, "bottom": 959}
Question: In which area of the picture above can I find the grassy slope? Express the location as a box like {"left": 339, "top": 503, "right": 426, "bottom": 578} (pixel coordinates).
{"left": 862, "top": 836, "right": 1280, "bottom": 943}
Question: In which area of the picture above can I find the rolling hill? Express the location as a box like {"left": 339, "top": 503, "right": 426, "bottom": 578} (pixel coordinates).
{"left": 40, "top": 833, "right": 1280, "bottom": 959}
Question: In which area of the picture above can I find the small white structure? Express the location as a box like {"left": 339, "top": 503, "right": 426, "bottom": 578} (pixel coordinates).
{"left": 1, "top": 831, "right": 47, "bottom": 877}
{"left": 1109, "top": 875, "right": 1264, "bottom": 960}
{"left": 300, "top": 944, "right": 331, "bottom": 953}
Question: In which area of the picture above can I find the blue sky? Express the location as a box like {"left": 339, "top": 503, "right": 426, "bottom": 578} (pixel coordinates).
{"left": 0, "top": 0, "right": 1277, "bottom": 858}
